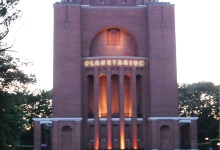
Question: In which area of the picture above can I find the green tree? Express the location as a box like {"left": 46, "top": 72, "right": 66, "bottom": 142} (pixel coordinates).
{"left": 20, "top": 90, "right": 52, "bottom": 145}
{"left": 0, "top": 51, "right": 35, "bottom": 150}
{"left": 0, "top": 0, "right": 53, "bottom": 148}
{"left": 178, "top": 82, "right": 219, "bottom": 143}
{"left": 0, "top": 91, "right": 25, "bottom": 150}
{"left": 0, "top": 0, "right": 21, "bottom": 51}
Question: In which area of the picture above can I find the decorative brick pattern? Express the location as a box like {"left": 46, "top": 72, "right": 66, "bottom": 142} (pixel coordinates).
{"left": 107, "top": 28, "right": 120, "bottom": 45}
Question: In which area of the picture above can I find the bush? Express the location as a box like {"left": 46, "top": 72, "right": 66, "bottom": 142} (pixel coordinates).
{"left": 17, "top": 145, "right": 33, "bottom": 150}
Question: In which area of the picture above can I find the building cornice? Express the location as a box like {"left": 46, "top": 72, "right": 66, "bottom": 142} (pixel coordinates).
{"left": 148, "top": 117, "right": 198, "bottom": 123}
{"left": 33, "top": 118, "right": 83, "bottom": 124}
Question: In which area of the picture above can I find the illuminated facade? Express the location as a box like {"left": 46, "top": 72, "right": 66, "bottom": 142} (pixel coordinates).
{"left": 33, "top": 0, "right": 198, "bottom": 149}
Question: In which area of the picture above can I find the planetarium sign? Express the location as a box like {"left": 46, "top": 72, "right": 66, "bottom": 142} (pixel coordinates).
{"left": 83, "top": 57, "right": 146, "bottom": 67}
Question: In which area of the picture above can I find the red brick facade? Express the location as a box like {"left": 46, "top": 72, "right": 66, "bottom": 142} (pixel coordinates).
{"left": 33, "top": 0, "right": 198, "bottom": 149}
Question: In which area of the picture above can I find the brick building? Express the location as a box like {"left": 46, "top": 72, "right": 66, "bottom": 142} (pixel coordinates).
{"left": 33, "top": 0, "right": 198, "bottom": 149}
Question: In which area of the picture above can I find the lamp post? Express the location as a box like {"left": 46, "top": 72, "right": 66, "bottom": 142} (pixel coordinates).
{"left": 205, "top": 137, "right": 209, "bottom": 150}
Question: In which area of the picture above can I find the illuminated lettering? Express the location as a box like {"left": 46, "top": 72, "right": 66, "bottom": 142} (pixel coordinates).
{"left": 90, "top": 60, "right": 94, "bottom": 66}
{"left": 112, "top": 60, "right": 117, "bottom": 65}
{"left": 133, "top": 60, "right": 138, "bottom": 66}
{"left": 129, "top": 60, "right": 133, "bottom": 66}
{"left": 100, "top": 60, "right": 106, "bottom": 66}
{"left": 107, "top": 60, "right": 111, "bottom": 66}
{"left": 84, "top": 59, "right": 145, "bottom": 67}
{"left": 84, "top": 60, "right": 89, "bottom": 66}
{"left": 123, "top": 60, "right": 128, "bottom": 65}
{"left": 118, "top": 59, "right": 123, "bottom": 65}
{"left": 94, "top": 60, "right": 100, "bottom": 66}
{"left": 139, "top": 60, "right": 145, "bottom": 66}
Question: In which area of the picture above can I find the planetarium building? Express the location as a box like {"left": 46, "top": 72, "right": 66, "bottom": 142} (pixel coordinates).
{"left": 33, "top": 0, "right": 198, "bottom": 149}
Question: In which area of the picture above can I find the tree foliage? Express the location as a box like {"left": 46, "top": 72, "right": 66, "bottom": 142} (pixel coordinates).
{"left": 0, "top": 1, "right": 53, "bottom": 148}
{"left": 0, "top": 51, "right": 52, "bottom": 149}
{"left": 0, "top": 0, "right": 21, "bottom": 51}
{"left": 178, "top": 82, "right": 219, "bottom": 143}
{"left": 0, "top": 91, "right": 25, "bottom": 150}
{"left": 20, "top": 90, "right": 52, "bottom": 145}
{"left": 0, "top": 52, "right": 36, "bottom": 91}
{"left": 0, "top": 51, "right": 36, "bottom": 149}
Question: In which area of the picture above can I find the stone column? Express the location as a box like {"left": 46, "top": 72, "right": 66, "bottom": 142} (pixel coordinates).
{"left": 119, "top": 67, "right": 125, "bottom": 149}
{"left": 142, "top": 62, "right": 149, "bottom": 148}
{"left": 94, "top": 67, "right": 99, "bottom": 149}
{"left": 107, "top": 67, "right": 112, "bottom": 149}
{"left": 83, "top": 68, "right": 89, "bottom": 149}
{"left": 132, "top": 66, "right": 138, "bottom": 149}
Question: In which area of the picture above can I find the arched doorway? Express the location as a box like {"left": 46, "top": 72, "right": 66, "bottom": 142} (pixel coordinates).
{"left": 61, "top": 126, "right": 73, "bottom": 150}
{"left": 160, "top": 125, "right": 171, "bottom": 150}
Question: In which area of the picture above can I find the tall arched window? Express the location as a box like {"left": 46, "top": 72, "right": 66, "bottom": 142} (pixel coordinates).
{"left": 88, "top": 75, "right": 94, "bottom": 118}
{"left": 111, "top": 74, "right": 119, "bottom": 117}
{"left": 136, "top": 75, "right": 142, "bottom": 118}
{"left": 99, "top": 75, "right": 107, "bottom": 117}
{"left": 124, "top": 75, "right": 132, "bottom": 117}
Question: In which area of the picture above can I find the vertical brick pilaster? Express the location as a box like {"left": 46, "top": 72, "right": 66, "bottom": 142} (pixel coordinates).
{"left": 107, "top": 67, "right": 112, "bottom": 149}
{"left": 74, "top": 121, "right": 82, "bottom": 150}
{"left": 94, "top": 67, "right": 99, "bottom": 149}
{"left": 143, "top": 62, "right": 149, "bottom": 148}
{"left": 151, "top": 121, "right": 158, "bottom": 149}
{"left": 52, "top": 121, "right": 59, "bottom": 150}
{"left": 83, "top": 67, "right": 88, "bottom": 149}
{"left": 190, "top": 121, "right": 198, "bottom": 149}
{"left": 132, "top": 66, "right": 138, "bottom": 149}
{"left": 34, "top": 121, "right": 41, "bottom": 150}
{"left": 119, "top": 67, "right": 125, "bottom": 149}
{"left": 173, "top": 121, "right": 180, "bottom": 149}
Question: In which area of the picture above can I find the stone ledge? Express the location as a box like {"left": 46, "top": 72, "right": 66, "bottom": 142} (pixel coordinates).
{"left": 148, "top": 117, "right": 198, "bottom": 122}
{"left": 33, "top": 118, "right": 83, "bottom": 124}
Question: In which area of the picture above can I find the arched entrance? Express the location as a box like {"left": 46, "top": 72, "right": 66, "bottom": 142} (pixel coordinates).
{"left": 160, "top": 125, "right": 171, "bottom": 150}
{"left": 61, "top": 126, "right": 73, "bottom": 150}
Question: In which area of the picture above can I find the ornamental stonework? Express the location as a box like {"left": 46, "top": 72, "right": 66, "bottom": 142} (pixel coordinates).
{"left": 107, "top": 28, "right": 120, "bottom": 45}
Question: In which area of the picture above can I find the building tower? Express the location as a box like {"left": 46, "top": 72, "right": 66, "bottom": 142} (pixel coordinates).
{"left": 33, "top": 0, "right": 198, "bottom": 149}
